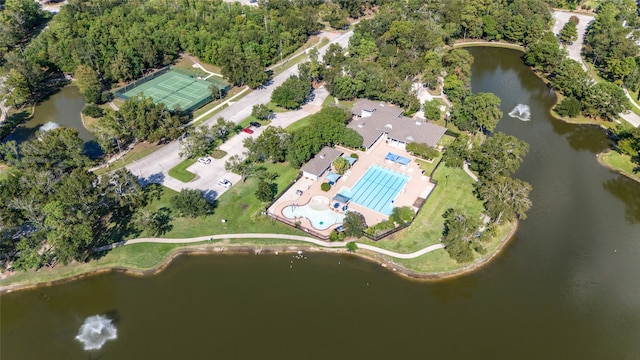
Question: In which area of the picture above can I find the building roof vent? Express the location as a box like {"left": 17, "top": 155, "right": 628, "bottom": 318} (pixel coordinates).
{"left": 415, "top": 121, "right": 422, "bottom": 126}
{"left": 385, "top": 124, "right": 392, "bottom": 129}
{"left": 358, "top": 123, "right": 365, "bottom": 128}
{"left": 406, "top": 136, "right": 414, "bottom": 141}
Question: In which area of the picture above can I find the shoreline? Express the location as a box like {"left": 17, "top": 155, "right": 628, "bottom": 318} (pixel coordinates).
{"left": 0, "top": 221, "right": 517, "bottom": 294}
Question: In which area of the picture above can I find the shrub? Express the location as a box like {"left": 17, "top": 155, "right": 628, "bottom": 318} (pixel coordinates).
{"left": 320, "top": 182, "right": 331, "bottom": 191}
{"left": 82, "top": 104, "right": 105, "bottom": 118}
{"left": 350, "top": 153, "right": 358, "bottom": 158}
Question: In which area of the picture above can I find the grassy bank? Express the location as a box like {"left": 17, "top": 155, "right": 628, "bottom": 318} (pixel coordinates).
{"left": 599, "top": 151, "right": 640, "bottom": 181}
{"left": 168, "top": 158, "right": 197, "bottom": 182}
{"left": 358, "top": 163, "right": 485, "bottom": 256}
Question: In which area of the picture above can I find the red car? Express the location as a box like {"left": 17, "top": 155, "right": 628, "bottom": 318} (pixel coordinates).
{"left": 242, "top": 127, "right": 254, "bottom": 134}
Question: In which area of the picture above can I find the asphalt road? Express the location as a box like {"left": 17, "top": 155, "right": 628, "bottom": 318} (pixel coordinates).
{"left": 126, "top": 30, "right": 353, "bottom": 195}
{"left": 552, "top": 11, "right": 595, "bottom": 71}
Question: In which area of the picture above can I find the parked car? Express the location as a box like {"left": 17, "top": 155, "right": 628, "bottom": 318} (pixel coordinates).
{"left": 197, "top": 157, "right": 211, "bottom": 164}
{"left": 249, "top": 121, "right": 261, "bottom": 128}
{"left": 217, "top": 179, "right": 232, "bottom": 188}
{"left": 242, "top": 127, "right": 254, "bottom": 134}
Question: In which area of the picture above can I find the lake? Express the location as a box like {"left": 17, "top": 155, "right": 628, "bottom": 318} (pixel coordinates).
{"left": 1, "top": 47, "right": 639, "bottom": 359}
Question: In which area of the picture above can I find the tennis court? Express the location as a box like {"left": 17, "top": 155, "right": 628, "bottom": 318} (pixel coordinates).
{"left": 118, "top": 69, "right": 228, "bottom": 112}
{"left": 339, "top": 165, "right": 409, "bottom": 216}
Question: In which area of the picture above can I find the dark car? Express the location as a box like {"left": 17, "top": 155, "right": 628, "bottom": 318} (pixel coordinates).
{"left": 250, "top": 121, "right": 261, "bottom": 128}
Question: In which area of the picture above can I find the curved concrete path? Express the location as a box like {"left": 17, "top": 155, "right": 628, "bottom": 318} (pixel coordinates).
{"left": 94, "top": 233, "right": 444, "bottom": 259}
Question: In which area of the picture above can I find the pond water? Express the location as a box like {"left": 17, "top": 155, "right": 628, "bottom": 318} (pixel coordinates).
{"left": 3, "top": 86, "right": 102, "bottom": 158}
{"left": 2, "top": 47, "right": 640, "bottom": 359}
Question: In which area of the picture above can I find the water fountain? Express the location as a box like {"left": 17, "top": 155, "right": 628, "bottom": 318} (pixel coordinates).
{"left": 508, "top": 104, "right": 531, "bottom": 121}
{"left": 75, "top": 315, "right": 117, "bottom": 350}
{"left": 38, "top": 121, "right": 60, "bottom": 135}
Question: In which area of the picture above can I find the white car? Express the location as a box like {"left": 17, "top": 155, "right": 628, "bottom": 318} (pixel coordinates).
{"left": 197, "top": 157, "right": 211, "bottom": 164}
{"left": 217, "top": 179, "right": 232, "bottom": 188}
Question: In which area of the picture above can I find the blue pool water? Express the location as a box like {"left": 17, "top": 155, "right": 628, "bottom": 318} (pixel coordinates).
{"left": 340, "top": 165, "right": 409, "bottom": 216}
{"left": 282, "top": 200, "right": 345, "bottom": 230}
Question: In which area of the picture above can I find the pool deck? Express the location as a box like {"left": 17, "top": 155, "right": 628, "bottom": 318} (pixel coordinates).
{"left": 268, "top": 137, "right": 435, "bottom": 237}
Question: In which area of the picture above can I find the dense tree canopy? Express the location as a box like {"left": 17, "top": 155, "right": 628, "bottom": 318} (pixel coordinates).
{"left": 0, "top": 130, "right": 146, "bottom": 269}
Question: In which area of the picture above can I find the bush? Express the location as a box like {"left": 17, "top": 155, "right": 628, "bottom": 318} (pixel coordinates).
{"left": 320, "top": 182, "right": 331, "bottom": 191}
{"left": 350, "top": 153, "right": 358, "bottom": 158}
{"left": 406, "top": 142, "right": 440, "bottom": 160}
{"left": 555, "top": 97, "right": 581, "bottom": 117}
{"left": 170, "top": 189, "right": 210, "bottom": 218}
{"left": 82, "top": 104, "right": 105, "bottom": 118}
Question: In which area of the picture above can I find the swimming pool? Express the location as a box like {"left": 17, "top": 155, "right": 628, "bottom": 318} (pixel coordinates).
{"left": 282, "top": 198, "right": 345, "bottom": 230}
{"left": 339, "top": 165, "right": 408, "bottom": 216}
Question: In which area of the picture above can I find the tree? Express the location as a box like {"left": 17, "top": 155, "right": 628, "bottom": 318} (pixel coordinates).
{"left": 333, "top": 156, "right": 350, "bottom": 175}
{"left": 170, "top": 189, "right": 210, "bottom": 218}
{"left": 209, "top": 83, "right": 223, "bottom": 100}
{"left": 550, "top": 59, "right": 592, "bottom": 99}
{"left": 247, "top": 126, "right": 290, "bottom": 163}
{"left": 472, "top": 132, "right": 529, "bottom": 180}
{"left": 452, "top": 92, "right": 502, "bottom": 134}
{"left": 442, "top": 208, "right": 481, "bottom": 263}
{"left": 346, "top": 241, "right": 358, "bottom": 252}
{"left": 178, "top": 125, "right": 213, "bottom": 158}
{"left": 271, "top": 75, "right": 312, "bottom": 109}
{"left": 74, "top": 64, "right": 102, "bottom": 104}
{"left": 225, "top": 154, "right": 256, "bottom": 182}
{"left": 423, "top": 99, "right": 442, "bottom": 121}
{"left": 581, "top": 82, "right": 629, "bottom": 120}
{"left": 555, "top": 97, "right": 582, "bottom": 117}
{"left": 390, "top": 206, "right": 415, "bottom": 226}
{"left": 342, "top": 212, "right": 366, "bottom": 238}
{"left": 1, "top": 68, "right": 30, "bottom": 106}
{"left": 524, "top": 31, "right": 566, "bottom": 73}
{"left": 559, "top": 18, "right": 578, "bottom": 44}
{"left": 442, "top": 134, "right": 470, "bottom": 168}
{"left": 477, "top": 176, "right": 533, "bottom": 224}
{"left": 133, "top": 208, "right": 172, "bottom": 237}
{"left": 251, "top": 104, "right": 273, "bottom": 121}
{"left": 255, "top": 180, "right": 276, "bottom": 202}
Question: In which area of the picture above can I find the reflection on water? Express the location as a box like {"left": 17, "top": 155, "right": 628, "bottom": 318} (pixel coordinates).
{"left": 3, "top": 86, "right": 102, "bottom": 158}
{"left": 603, "top": 176, "right": 640, "bottom": 224}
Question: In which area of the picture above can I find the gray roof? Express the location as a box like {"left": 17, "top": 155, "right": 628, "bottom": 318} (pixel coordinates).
{"left": 349, "top": 101, "right": 447, "bottom": 149}
{"left": 300, "top": 147, "right": 343, "bottom": 177}
{"left": 352, "top": 99, "right": 404, "bottom": 118}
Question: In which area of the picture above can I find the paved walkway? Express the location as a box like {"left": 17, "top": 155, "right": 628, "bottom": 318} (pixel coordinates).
{"left": 94, "top": 233, "right": 444, "bottom": 259}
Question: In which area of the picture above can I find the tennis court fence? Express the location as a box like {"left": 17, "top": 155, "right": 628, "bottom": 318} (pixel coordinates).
{"left": 113, "top": 66, "right": 171, "bottom": 100}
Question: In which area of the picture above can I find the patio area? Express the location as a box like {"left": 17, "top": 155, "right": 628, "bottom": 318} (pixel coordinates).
{"left": 268, "top": 136, "right": 437, "bottom": 237}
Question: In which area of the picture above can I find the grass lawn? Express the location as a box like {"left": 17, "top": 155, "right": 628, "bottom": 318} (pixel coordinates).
{"left": 285, "top": 113, "right": 314, "bottom": 132}
{"left": 143, "top": 162, "right": 304, "bottom": 238}
{"left": 267, "top": 101, "right": 289, "bottom": 113}
{"left": 0, "top": 242, "right": 198, "bottom": 288}
{"left": 210, "top": 149, "right": 227, "bottom": 159}
{"left": 599, "top": 151, "right": 640, "bottom": 181}
{"left": 168, "top": 158, "right": 197, "bottom": 182}
{"left": 358, "top": 163, "right": 485, "bottom": 254}
{"left": 392, "top": 222, "right": 514, "bottom": 273}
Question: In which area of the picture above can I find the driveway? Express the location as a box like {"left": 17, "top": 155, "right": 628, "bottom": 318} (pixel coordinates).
{"left": 126, "top": 30, "right": 352, "bottom": 194}
{"left": 552, "top": 11, "right": 595, "bottom": 71}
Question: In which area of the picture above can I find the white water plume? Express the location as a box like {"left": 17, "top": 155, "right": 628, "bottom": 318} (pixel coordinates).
{"left": 75, "top": 315, "right": 117, "bottom": 351}
{"left": 508, "top": 104, "right": 531, "bottom": 121}
{"left": 39, "top": 121, "right": 60, "bottom": 133}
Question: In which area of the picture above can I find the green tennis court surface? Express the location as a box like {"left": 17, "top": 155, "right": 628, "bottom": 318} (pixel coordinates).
{"left": 119, "top": 70, "right": 227, "bottom": 112}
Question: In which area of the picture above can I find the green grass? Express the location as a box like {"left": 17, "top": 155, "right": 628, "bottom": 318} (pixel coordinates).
{"left": 392, "top": 222, "right": 513, "bottom": 273}
{"left": 599, "top": 151, "right": 640, "bottom": 181}
{"left": 267, "top": 101, "right": 289, "bottom": 113}
{"left": 168, "top": 158, "right": 197, "bottom": 182}
{"left": 285, "top": 113, "right": 315, "bottom": 132}
{"left": 0, "top": 242, "right": 194, "bottom": 288}
{"left": 358, "top": 164, "right": 485, "bottom": 255}
{"left": 210, "top": 149, "right": 227, "bottom": 159}
{"left": 143, "top": 163, "right": 303, "bottom": 238}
